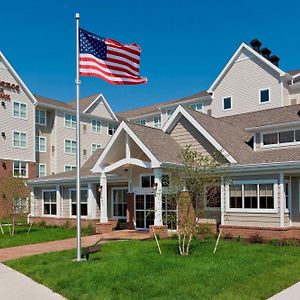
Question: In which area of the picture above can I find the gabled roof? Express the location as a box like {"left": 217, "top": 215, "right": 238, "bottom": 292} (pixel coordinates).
{"left": 117, "top": 91, "right": 211, "bottom": 119}
{"left": 0, "top": 51, "right": 37, "bottom": 105}
{"left": 208, "top": 43, "right": 289, "bottom": 93}
{"left": 35, "top": 95, "right": 73, "bottom": 110}
{"left": 68, "top": 93, "right": 118, "bottom": 120}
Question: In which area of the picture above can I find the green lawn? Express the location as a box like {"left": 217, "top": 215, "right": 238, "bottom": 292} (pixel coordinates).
{"left": 6, "top": 239, "right": 300, "bottom": 300}
{"left": 0, "top": 225, "right": 91, "bottom": 249}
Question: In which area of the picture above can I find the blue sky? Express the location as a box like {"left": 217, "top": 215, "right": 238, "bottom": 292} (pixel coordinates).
{"left": 2, "top": 1, "right": 300, "bottom": 112}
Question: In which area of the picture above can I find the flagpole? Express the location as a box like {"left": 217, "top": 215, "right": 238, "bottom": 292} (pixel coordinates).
{"left": 75, "top": 12, "right": 81, "bottom": 262}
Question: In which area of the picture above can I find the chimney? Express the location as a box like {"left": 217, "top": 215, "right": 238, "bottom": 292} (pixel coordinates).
{"left": 261, "top": 48, "right": 271, "bottom": 60}
{"left": 270, "top": 55, "right": 280, "bottom": 67}
{"left": 250, "top": 39, "right": 262, "bottom": 53}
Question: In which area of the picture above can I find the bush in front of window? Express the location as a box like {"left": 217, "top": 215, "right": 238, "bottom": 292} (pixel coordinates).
{"left": 248, "top": 233, "right": 263, "bottom": 244}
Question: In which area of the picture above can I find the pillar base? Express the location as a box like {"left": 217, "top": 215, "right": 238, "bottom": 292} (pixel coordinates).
{"left": 149, "top": 225, "right": 169, "bottom": 239}
{"left": 96, "top": 222, "right": 116, "bottom": 233}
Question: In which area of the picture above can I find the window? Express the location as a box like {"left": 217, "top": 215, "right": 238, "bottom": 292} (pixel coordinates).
{"left": 153, "top": 116, "right": 161, "bottom": 128}
{"left": 64, "top": 113, "right": 76, "bottom": 128}
{"left": 229, "top": 183, "right": 275, "bottom": 210}
{"left": 13, "top": 102, "right": 27, "bottom": 119}
{"left": 135, "top": 119, "right": 146, "bottom": 126}
{"left": 162, "top": 174, "right": 169, "bottom": 187}
{"left": 36, "top": 136, "right": 46, "bottom": 152}
{"left": 70, "top": 189, "right": 88, "bottom": 216}
{"left": 36, "top": 164, "right": 46, "bottom": 177}
{"left": 91, "top": 120, "right": 101, "bottom": 133}
{"left": 36, "top": 110, "right": 46, "bottom": 125}
{"left": 13, "top": 131, "right": 27, "bottom": 148}
{"left": 14, "top": 197, "right": 29, "bottom": 214}
{"left": 108, "top": 123, "right": 118, "bottom": 135}
{"left": 206, "top": 186, "right": 221, "bottom": 208}
{"left": 229, "top": 185, "right": 242, "bottom": 208}
{"left": 260, "top": 89, "right": 270, "bottom": 103}
{"left": 43, "top": 190, "right": 57, "bottom": 216}
{"left": 191, "top": 103, "right": 203, "bottom": 112}
{"left": 112, "top": 188, "right": 128, "bottom": 218}
{"left": 141, "top": 175, "right": 155, "bottom": 188}
{"left": 262, "top": 129, "right": 300, "bottom": 147}
{"left": 13, "top": 161, "right": 27, "bottom": 177}
{"left": 64, "top": 165, "right": 76, "bottom": 172}
{"left": 223, "top": 97, "right": 232, "bottom": 110}
{"left": 285, "top": 181, "right": 289, "bottom": 210}
{"left": 166, "top": 109, "right": 175, "bottom": 119}
{"left": 91, "top": 143, "right": 101, "bottom": 153}
{"left": 64, "top": 139, "right": 76, "bottom": 154}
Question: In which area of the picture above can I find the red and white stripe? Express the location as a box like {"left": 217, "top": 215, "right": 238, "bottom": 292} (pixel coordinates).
{"left": 80, "top": 39, "right": 147, "bottom": 85}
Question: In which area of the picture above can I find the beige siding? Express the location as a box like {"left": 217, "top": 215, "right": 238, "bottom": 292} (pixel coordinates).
{"left": 170, "top": 115, "right": 216, "bottom": 157}
{"left": 85, "top": 100, "right": 113, "bottom": 119}
{"left": 211, "top": 48, "right": 282, "bottom": 117}
{"left": 0, "top": 62, "right": 35, "bottom": 162}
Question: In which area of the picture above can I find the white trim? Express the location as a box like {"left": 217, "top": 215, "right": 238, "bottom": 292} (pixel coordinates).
{"left": 226, "top": 179, "right": 278, "bottom": 214}
{"left": 42, "top": 189, "right": 57, "bottom": 217}
{"left": 37, "top": 163, "right": 47, "bottom": 177}
{"left": 162, "top": 105, "right": 237, "bottom": 163}
{"left": 222, "top": 96, "right": 232, "bottom": 111}
{"left": 13, "top": 160, "right": 29, "bottom": 178}
{"left": 35, "top": 136, "right": 47, "bottom": 152}
{"left": 261, "top": 128, "right": 300, "bottom": 149}
{"left": 12, "top": 130, "right": 28, "bottom": 149}
{"left": 246, "top": 121, "right": 300, "bottom": 132}
{"left": 64, "top": 139, "right": 77, "bottom": 155}
{"left": 279, "top": 173, "right": 285, "bottom": 227}
{"left": 104, "top": 158, "right": 152, "bottom": 173}
{"left": 64, "top": 112, "right": 76, "bottom": 129}
{"left": 12, "top": 101, "right": 28, "bottom": 120}
{"left": 259, "top": 88, "right": 271, "bottom": 104}
{"left": 91, "top": 119, "right": 101, "bottom": 134}
{"left": 208, "top": 43, "right": 286, "bottom": 92}
{"left": 0, "top": 51, "right": 38, "bottom": 105}
{"left": 82, "top": 94, "right": 118, "bottom": 121}
{"left": 69, "top": 188, "right": 88, "bottom": 217}
{"left": 92, "top": 121, "right": 160, "bottom": 173}
{"left": 111, "top": 187, "right": 128, "bottom": 219}
{"left": 35, "top": 109, "right": 47, "bottom": 126}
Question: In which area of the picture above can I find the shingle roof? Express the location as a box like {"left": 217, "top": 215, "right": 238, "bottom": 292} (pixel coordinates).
{"left": 68, "top": 94, "right": 99, "bottom": 112}
{"left": 28, "top": 149, "right": 103, "bottom": 183}
{"left": 126, "top": 122, "right": 182, "bottom": 164}
{"left": 117, "top": 91, "right": 211, "bottom": 119}
{"left": 219, "top": 104, "right": 300, "bottom": 129}
{"left": 35, "top": 95, "right": 73, "bottom": 110}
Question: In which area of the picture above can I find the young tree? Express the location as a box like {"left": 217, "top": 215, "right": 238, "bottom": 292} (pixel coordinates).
{"left": 0, "top": 173, "right": 30, "bottom": 235}
{"left": 164, "top": 145, "right": 229, "bottom": 256}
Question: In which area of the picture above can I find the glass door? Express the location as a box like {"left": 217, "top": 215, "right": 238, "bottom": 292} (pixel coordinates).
{"left": 135, "top": 194, "right": 154, "bottom": 229}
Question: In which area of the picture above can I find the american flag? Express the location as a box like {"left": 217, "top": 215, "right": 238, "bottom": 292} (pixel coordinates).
{"left": 79, "top": 28, "right": 147, "bottom": 85}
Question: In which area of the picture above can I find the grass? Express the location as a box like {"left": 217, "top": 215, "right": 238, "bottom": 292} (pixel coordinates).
{"left": 6, "top": 239, "right": 300, "bottom": 300}
{"left": 0, "top": 224, "right": 92, "bottom": 249}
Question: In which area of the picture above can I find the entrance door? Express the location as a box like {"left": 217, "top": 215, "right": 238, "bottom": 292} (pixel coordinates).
{"left": 135, "top": 194, "right": 154, "bottom": 229}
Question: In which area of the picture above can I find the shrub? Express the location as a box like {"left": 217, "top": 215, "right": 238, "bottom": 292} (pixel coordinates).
{"left": 270, "top": 239, "right": 299, "bottom": 247}
{"left": 196, "top": 224, "right": 214, "bottom": 240}
{"left": 86, "top": 222, "right": 96, "bottom": 235}
{"left": 249, "top": 233, "right": 263, "bottom": 244}
{"left": 63, "top": 220, "right": 72, "bottom": 229}
{"left": 37, "top": 220, "right": 47, "bottom": 228}
{"left": 223, "top": 233, "right": 233, "bottom": 240}
{"left": 236, "top": 235, "right": 242, "bottom": 242}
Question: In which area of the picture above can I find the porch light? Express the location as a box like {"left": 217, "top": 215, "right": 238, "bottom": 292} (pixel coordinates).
{"left": 2, "top": 162, "right": 6, "bottom": 169}
{"left": 98, "top": 185, "right": 103, "bottom": 192}
{"left": 1, "top": 101, "right": 5, "bottom": 108}
{"left": 152, "top": 182, "right": 158, "bottom": 191}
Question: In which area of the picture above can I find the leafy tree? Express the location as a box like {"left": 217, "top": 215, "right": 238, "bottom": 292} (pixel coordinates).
{"left": 0, "top": 173, "right": 30, "bottom": 235}
{"left": 164, "top": 145, "right": 230, "bottom": 255}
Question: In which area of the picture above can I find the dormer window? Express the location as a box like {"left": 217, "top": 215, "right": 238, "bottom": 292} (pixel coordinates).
{"left": 135, "top": 119, "right": 146, "bottom": 126}
{"left": 223, "top": 97, "right": 232, "bottom": 110}
{"left": 260, "top": 89, "right": 270, "bottom": 103}
{"left": 190, "top": 103, "right": 203, "bottom": 112}
{"left": 262, "top": 129, "right": 300, "bottom": 147}
{"left": 166, "top": 108, "right": 175, "bottom": 119}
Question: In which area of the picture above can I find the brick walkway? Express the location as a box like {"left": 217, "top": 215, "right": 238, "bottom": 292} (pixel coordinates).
{"left": 0, "top": 230, "right": 150, "bottom": 262}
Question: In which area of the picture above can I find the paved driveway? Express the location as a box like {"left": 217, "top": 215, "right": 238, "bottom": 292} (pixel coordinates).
{"left": 0, "top": 230, "right": 150, "bottom": 262}
{"left": 268, "top": 282, "right": 300, "bottom": 300}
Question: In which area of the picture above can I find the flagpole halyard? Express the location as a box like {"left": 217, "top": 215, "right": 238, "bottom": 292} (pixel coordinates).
{"left": 75, "top": 12, "right": 81, "bottom": 262}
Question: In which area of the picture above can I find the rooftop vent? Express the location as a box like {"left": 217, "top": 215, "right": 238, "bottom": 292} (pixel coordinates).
{"left": 270, "top": 55, "right": 280, "bottom": 67}
{"left": 250, "top": 39, "right": 262, "bottom": 53}
{"left": 260, "top": 47, "right": 272, "bottom": 60}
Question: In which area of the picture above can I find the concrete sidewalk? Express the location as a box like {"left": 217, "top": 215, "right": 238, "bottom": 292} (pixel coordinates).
{"left": 0, "top": 230, "right": 150, "bottom": 262}
{"left": 0, "top": 263, "right": 65, "bottom": 300}
{"left": 268, "top": 282, "right": 300, "bottom": 300}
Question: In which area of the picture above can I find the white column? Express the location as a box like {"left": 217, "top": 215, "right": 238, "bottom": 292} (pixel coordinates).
{"left": 87, "top": 183, "right": 96, "bottom": 219}
{"left": 279, "top": 172, "right": 285, "bottom": 228}
{"left": 154, "top": 168, "right": 163, "bottom": 226}
{"left": 30, "top": 189, "right": 35, "bottom": 217}
{"left": 220, "top": 177, "right": 225, "bottom": 226}
{"left": 56, "top": 185, "right": 61, "bottom": 217}
{"left": 100, "top": 173, "right": 108, "bottom": 223}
